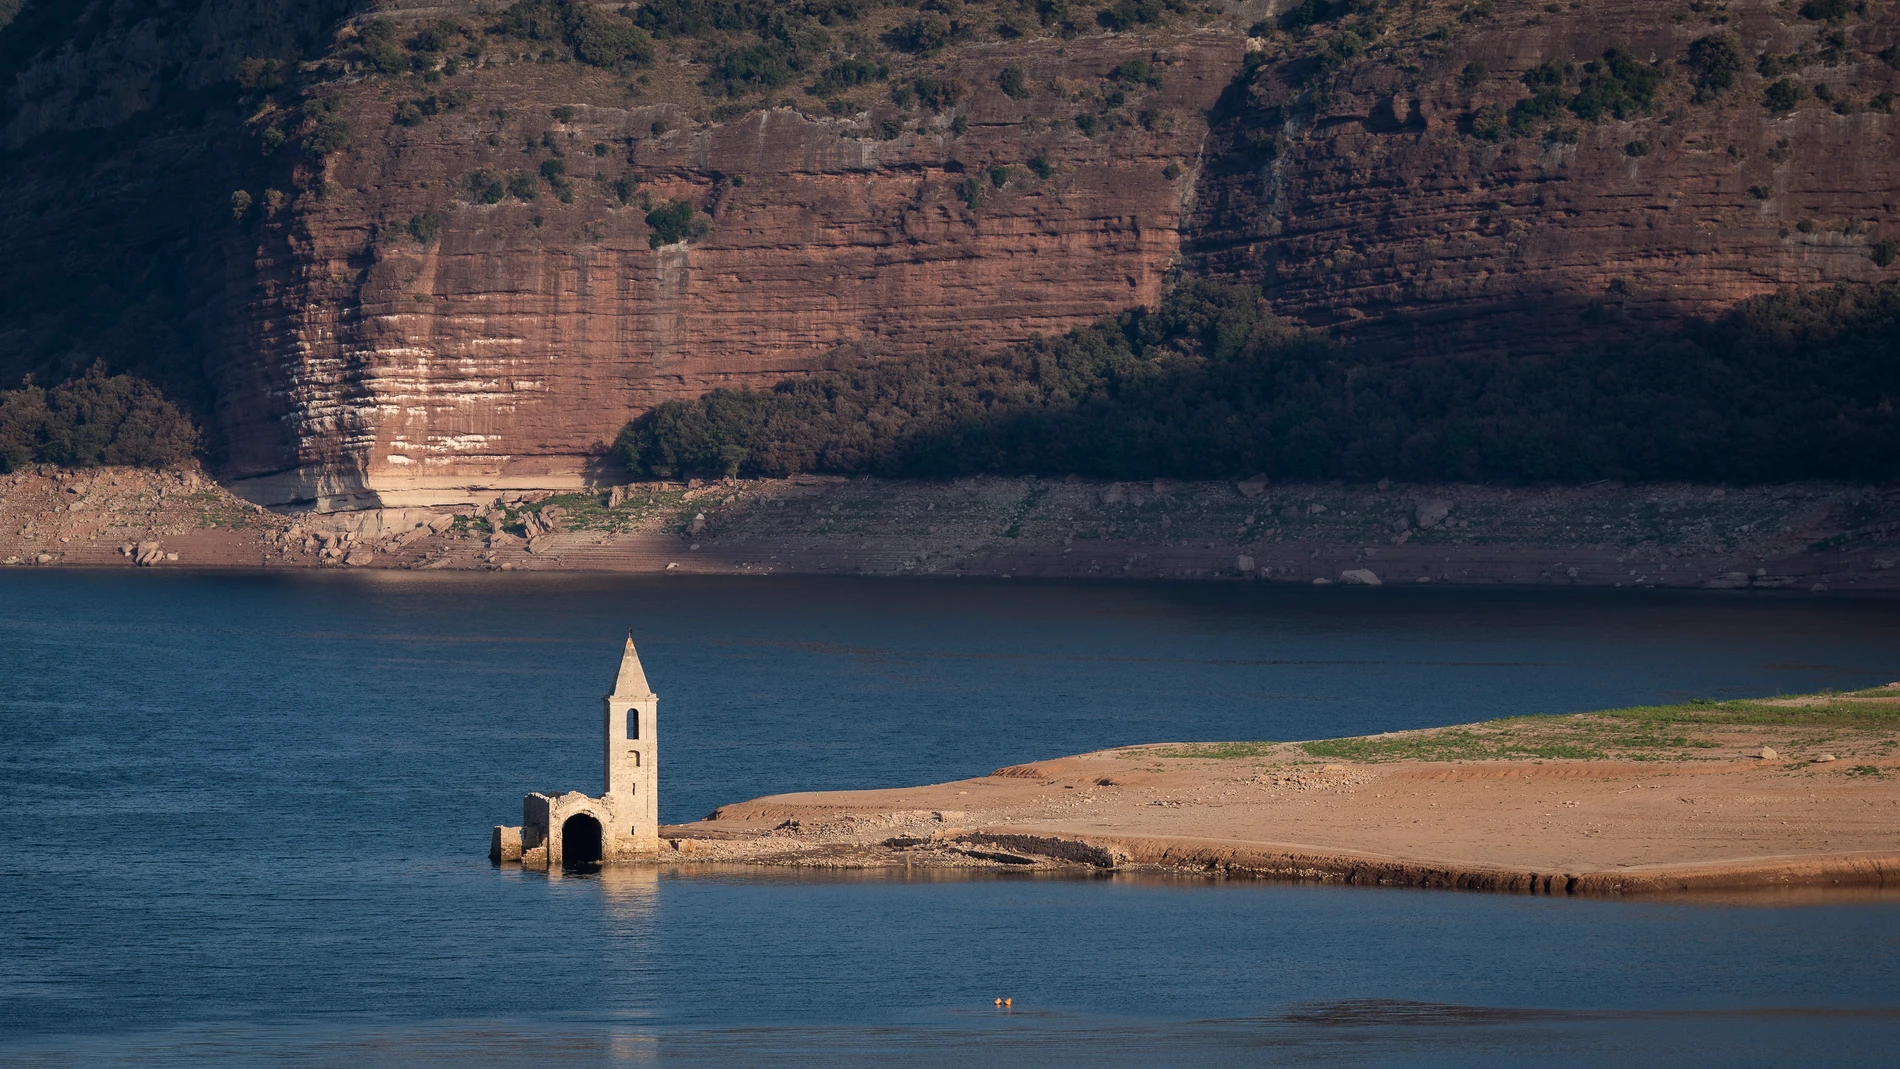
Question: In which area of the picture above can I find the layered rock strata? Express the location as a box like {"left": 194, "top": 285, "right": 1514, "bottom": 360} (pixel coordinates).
{"left": 3, "top": 2, "right": 1897, "bottom": 507}
{"left": 218, "top": 26, "right": 1246, "bottom": 508}
{"left": 1189, "top": 0, "right": 1900, "bottom": 351}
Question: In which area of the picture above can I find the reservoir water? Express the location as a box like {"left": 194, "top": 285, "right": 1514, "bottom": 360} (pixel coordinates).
{"left": 2, "top": 571, "right": 1898, "bottom": 1065}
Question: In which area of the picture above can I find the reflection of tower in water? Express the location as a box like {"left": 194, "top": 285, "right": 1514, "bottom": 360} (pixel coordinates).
{"left": 595, "top": 864, "right": 661, "bottom": 922}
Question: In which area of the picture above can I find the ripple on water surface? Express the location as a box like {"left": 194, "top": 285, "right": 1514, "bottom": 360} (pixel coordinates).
{"left": 2, "top": 571, "right": 1897, "bottom": 1064}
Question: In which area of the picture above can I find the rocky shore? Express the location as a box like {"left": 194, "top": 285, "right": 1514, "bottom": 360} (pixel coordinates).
{"left": 3, "top": 465, "right": 1899, "bottom": 592}
{"left": 654, "top": 690, "right": 1900, "bottom": 897}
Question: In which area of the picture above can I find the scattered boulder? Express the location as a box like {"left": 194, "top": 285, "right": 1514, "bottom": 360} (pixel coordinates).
{"left": 344, "top": 549, "right": 374, "bottom": 566}
{"left": 1307, "top": 503, "right": 1328, "bottom": 515}
{"left": 35, "top": 552, "right": 53, "bottom": 564}
{"left": 1340, "top": 568, "right": 1382, "bottom": 585}
{"left": 133, "top": 541, "right": 165, "bottom": 566}
{"left": 1759, "top": 746, "right": 1778, "bottom": 760}
{"left": 1416, "top": 498, "right": 1451, "bottom": 528}
{"left": 1815, "top": 754, "right": 1837, "bottom": 763}
{"left": 607, "top": 485, "right": 628, "bottom": 509}
{"left": 1312, "top": 576, "right": 1334, "bottom": 585}
{"left": 1236, "top": 554, "right": 1256, "bottom": 574}
{"left": 1236, "top": 474, "right": 1270, "bottom": 499}
{"left": 687, "top": 512, "right": 708, "bottom": 535}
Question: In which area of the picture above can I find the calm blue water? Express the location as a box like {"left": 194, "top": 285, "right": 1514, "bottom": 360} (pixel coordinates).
{"left": 2, "top": 571, "right": 1899, "bottom": 1066}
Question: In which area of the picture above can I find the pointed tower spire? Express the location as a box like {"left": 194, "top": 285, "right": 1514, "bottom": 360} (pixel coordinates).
{"left": 611, "top": 632, "right": 653, "bottom": 697}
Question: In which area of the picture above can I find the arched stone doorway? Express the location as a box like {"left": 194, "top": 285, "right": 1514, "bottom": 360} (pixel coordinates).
{"left": 561, "top": 813, "right": 604, "bottom": 870}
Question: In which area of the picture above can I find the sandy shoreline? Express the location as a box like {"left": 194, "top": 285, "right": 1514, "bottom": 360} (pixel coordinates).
{"left": 4, "top": 465, "right": 1900, "bottom": 592}
{"left": 655, "top": 695, "right": 1900, "bottom": 897}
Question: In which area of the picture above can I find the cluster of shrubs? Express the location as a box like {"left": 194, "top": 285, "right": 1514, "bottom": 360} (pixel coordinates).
{"left": 334, "top": 0, "right": 1188, "bottom": 118}
{"left": 394, "top": 88, "right": 473, "bottom": 127}
{"left": 496, "top": 0, "right": 655, "bottom": 67}
{"left": 644, "top": 199, "right": 712, "bottom": 247}
{"left": 0, "top": 366, "right": 197, "bottom": 473}
{"left": 621, "top": 0, "right": 1185, "bottom": 100}
{"left": 464, "top": 168, "right": 539, "bottom": 203}
{"left": 1471, "top": 48, "right": 1662, "bottom": 140}
{"left": 616, "top": 281, "right": 1900, "bottom": 483}
{"left": 1454, "top": 17, "right": 1885, "bottom": 132}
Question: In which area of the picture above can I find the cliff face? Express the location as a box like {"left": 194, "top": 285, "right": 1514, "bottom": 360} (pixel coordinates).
{"left": 1188, "top": 0, "right": 1900, "bottom": 351}
{"left": 217, "top": 25, "right": 1243, "bottom": 507}
{"left": 3, "top": 0, "right": 1896, "bottom": 509}
{"left": 0, "top": 0, "right": 360, "bottom": 413}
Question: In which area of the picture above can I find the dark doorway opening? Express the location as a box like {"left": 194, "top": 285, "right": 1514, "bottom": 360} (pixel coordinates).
{"left": 561, "top": 813, "right": 603, "bottom": 870}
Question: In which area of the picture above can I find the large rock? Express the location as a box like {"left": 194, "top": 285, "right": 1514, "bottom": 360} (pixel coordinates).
{"left": 1340, "top": 568, "right": 1382, "bottom": 586}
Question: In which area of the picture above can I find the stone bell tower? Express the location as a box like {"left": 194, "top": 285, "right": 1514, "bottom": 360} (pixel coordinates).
{"left": 604, "top": 633, "right": 659, "bottom": 851}
{"left": 491, "top": 634, "right": 660, "bottom": 868}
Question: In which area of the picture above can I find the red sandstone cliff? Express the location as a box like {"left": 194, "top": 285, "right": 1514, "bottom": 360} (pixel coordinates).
{"left": 3, "top": 0, "right": 1896, "bottom": 509}
{"left": 1188, "top": 0, "right": 1900, "bottom": 350}
{"left": 215, "top": 23, "right": 1246, "bottom": 507}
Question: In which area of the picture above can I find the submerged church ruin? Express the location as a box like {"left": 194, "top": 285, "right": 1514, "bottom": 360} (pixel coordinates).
{"left": 490, "top": 635, "right": 659, "bottom": 869}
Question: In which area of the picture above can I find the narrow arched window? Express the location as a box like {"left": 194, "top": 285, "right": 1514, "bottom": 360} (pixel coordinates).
{"left": 626, "top": 710, "right": 639, "bottom": 740}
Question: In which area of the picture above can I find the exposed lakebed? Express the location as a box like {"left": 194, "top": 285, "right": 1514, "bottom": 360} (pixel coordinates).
{"left": 3, "top": 572, "right": 1898, "bottom": 1065}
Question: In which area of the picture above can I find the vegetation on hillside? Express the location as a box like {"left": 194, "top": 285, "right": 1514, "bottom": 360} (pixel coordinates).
{"left": 1235, "top": 0, "right": 1895, "bottom": 149}
{"left": 616, "top": 280, "right": 1900, "bottom": 484}
{"left": 0, "top": 365, "right": 198, "bottom": 472}
{"left": 1147, "top": 688, "right": 1900, "bottom": 764}
{"left": 1299, "top": 692, "right": 1900, "bottom": 762}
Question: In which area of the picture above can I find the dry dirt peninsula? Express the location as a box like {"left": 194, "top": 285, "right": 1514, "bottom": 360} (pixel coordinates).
{"left": 659, "top": 688, "right": 1900, "bottom": 898}
{"left": 3, "top": 464, "right": 1899, "bottom": 591}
